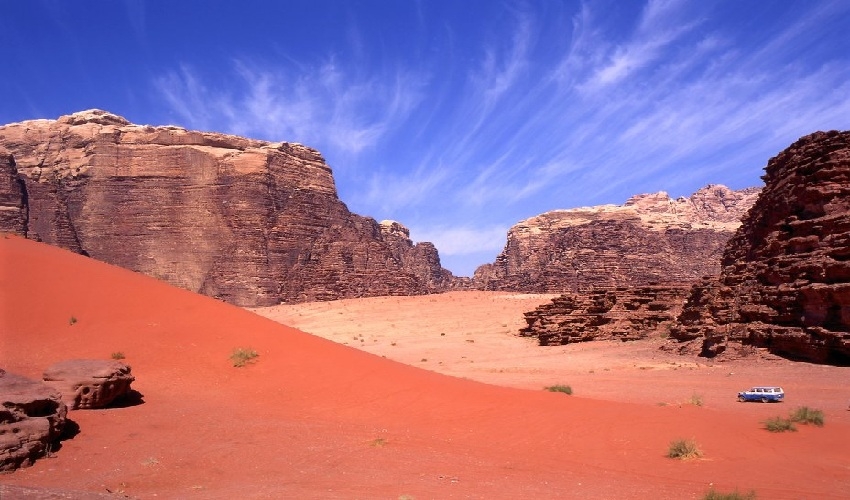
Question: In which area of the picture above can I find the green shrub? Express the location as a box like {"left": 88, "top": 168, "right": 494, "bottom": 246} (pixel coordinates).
{"left": 69, "top": 316, "right": 78, "bottom": 326}
{"left": 230, "top": 347, "right": 259, "bottom": 367}
{"left": 666, "top": 438, "right": 702, "bottom": 459}
{"left": 703, "top": 489, "right": 756, "bottom": 500}
{"left": 790, "top": 406, "right": 824, "bottom": 427}
{"left": 544, "top": 385, "right": 573, "bottom": 395}
{"left": 764, "top": 416, "right": 796, "bottom": 433}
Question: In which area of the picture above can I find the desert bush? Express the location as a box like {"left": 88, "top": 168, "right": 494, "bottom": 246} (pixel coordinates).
{"left": 790, "top": 406, "right": 824, "bottom": 427}
{"left": 666, "top": 438, "right": 702, "bottom": 459}
{"left": 69, "top": 316, "right": 78, "bottom": 326}
{"left": 703, "top": 489, "right": 756, "bottom": 500}
{"left": 230, "top": 347, "right": 259, "bottom": 367}
{"left": 544, "top": 385, "right": 572, "bottom": 395}
{"left": 689, "top": 393, "right": 703, "bottom": 406}
{"left": 111, "top": 351, "right": 126, "bottom": 360}
{"left": 763, "top": 416, "right": 796, "bottom": 433}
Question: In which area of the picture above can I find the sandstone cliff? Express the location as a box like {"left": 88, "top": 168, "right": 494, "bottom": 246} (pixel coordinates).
{"left": 0, "top": 110, "right": 454, "bottom": 306}
{"left": 672, "top": 131, "right": 850, "bottom": 364}
{"left": 473, "top": 185, "right": 760, "bottom": 292}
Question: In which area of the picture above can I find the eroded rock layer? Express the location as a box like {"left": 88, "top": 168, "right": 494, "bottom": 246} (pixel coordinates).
{"left": 672, "top": 131, "right": 850, "bottom": 364}
{"left": 0, "top": 371, "right": 67, "bottom": 471}
{"left": 43, "top": 360, "right": 135, "bottom": 410}
{"left": 473, "top": 185, "right": 760, "bottom": 292}
{"left": 0, "top": 110, "right": 454, "bottom": 306}
{"left": 520, "top": 286, "right": 689, "bottom": 345}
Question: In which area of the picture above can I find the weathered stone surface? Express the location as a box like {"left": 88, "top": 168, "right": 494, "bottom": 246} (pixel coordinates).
{"left": 0, "top": 370, "right": 67, "bottom": 471}
{"left": 671, "top": 131, "right": 850, "bottom": 364}
{"left": 42, "top": 360, "right": 134, "bottom": 410}
{"left": 473, "top": 185, "right": 760, "bottom": 292}
{"left": 520, "top": 285, "right": 689, "bottom": 345}
{"left": 0, "top": 110, "right": 456, "bottom": 306}
{"left": 0, "top": 148, "right": 27, "bottom": 234}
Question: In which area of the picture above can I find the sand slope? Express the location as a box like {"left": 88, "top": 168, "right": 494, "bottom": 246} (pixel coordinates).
{"left": 1, "top": 235, "right": 848, "bottom": 499}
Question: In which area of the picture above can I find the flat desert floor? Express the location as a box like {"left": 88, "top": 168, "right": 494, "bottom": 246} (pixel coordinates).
{"left": 2, "top": 235, "right": 849, "bottom": 499}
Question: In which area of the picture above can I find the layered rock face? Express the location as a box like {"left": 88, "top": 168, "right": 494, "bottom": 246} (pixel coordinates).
{"left": 672, "top": 131, "right": 850, "bottom": 364}
{"left": 473, "top": 185, "right": 760, "bottom": 292}
{"left": 43, "top": 360, "right": 135, "bottom": 410}
{"left": 0, "top": 110, "right": 454, "bottom": 306}
{"left": 0, "top": 371, "right": 67, "bottom": 471}
{"left": 520, "top": 286, "right": 689, "bottom": 345}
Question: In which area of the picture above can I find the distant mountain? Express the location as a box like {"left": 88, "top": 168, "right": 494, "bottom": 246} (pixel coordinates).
{"left": 472, "top": 184, "right": 760, "bottom": 292}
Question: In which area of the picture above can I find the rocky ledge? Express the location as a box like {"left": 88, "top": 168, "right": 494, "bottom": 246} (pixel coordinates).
{"left": 520, "top": 285, "right": 690, "bottom": 345}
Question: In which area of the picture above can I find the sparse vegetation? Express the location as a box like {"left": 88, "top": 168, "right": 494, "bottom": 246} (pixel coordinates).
{"left": 764, "top": 416, "right": 796, "bottom": 433}
{"left": 689, "top": 393, "right": 703, "bottom": 407}
{"left": 69, "top": 316, "right": 78, "bottom": 326}
{"left": 790, "top": 406, "right": 824, "bottom": 427}
{"left": 369, "top": 438, "right": 387, "bottom": 447}
{"left": 230, "top": 347, "right": 259, "bottom": 367}
{"left": 544, "top": 385, "right": 572, "bottom": 395}
{"left": 666, "top": 438, "right": 702, "bottom": 459}
{"left": 111, "top": 351, "right": 126, "bottom": 360}
{"left": 703, "top": 489, "right": 756, "bottom": 500}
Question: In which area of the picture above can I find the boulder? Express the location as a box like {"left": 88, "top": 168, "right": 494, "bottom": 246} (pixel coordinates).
{"left": 0, "top": 370, "right": 67, "bottom": 471}
{"left": 42, "top": 360, "right": 134, "bottom": 410}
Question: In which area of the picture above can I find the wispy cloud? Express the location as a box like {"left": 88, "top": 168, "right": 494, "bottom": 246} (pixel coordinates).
{"left": 154, "top": 58, "right": 425, "bottom": 159}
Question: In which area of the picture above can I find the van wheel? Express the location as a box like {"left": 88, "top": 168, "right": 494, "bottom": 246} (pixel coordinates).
{"left": 761, "top": 397, "right": 769, "bottom": 403}
{"left": 738, "top": 396, "right": 746, "bottom": 402}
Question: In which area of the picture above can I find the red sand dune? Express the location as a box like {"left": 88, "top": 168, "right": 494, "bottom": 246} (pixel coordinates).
{"left": 1, "top": 234, "right": 849, "bottom": 499}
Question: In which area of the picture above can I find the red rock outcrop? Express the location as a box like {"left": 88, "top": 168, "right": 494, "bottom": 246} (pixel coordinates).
{"left": 671, "top": 131, "right": 850, "bottom": 364}
{"left": 42, "top": 360, "right": 135, "bottom": 410}
{"left": 0, "top": 371, "right": 67, "bottom": 471}
{"left": 520, "top": 286, "right": 689, "bottom": 345}
{"left": 0, "top": 110, "right": 455, "bottom": 306}
{"left": 473, "top": 185, "right": 760, "bottom": 292}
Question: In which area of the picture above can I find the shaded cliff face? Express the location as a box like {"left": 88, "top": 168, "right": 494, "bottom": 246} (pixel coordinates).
{"left": 672, "top": 131, "right": 850, "bottom": 364}
{"left": 0, "top": 110, "right": 454, "bottom": 306}
{"left": 473, "top": 185, "right": 760, "bottom": 292}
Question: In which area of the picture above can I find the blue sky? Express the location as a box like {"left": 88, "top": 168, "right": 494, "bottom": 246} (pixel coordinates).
{"left": 2, "top": 1, "right": 849, "bottom": 276}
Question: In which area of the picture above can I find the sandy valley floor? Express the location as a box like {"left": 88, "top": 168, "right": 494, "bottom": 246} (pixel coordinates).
{"left": 2, "top": 235, "right": 849, "bottom": 499}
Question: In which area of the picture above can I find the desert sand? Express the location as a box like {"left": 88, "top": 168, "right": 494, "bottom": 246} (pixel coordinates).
{"left": 1, "top": 234, "right": 849, "bottom": 499}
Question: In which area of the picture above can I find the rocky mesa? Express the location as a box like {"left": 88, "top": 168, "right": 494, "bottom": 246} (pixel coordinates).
{"left": 672, "top": 131, "right": 850, "bottom": 364}
{"left": 473, "top": 185, "right": 760, "bottom": 292}
{"left": 0, "top": 110, "right": 455, "bottom": 306}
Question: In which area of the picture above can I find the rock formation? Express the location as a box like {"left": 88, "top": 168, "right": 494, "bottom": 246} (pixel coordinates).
{"left": 0, "top": 110, "right": 455, "bottom": 306}
{"left": 520, "top": 286, "right": 689, "bottom": 345}
{"left": 671, "top": 131, "right": 850, "bottom": 364}
{"left": 473, "top": 185, "right": 760, "bottom": 292}
{"left": 42, "top": 360, "right": 135, "bottom": 410}
{"left": 0, "top": 370, "right": 67, "bottom": 471}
